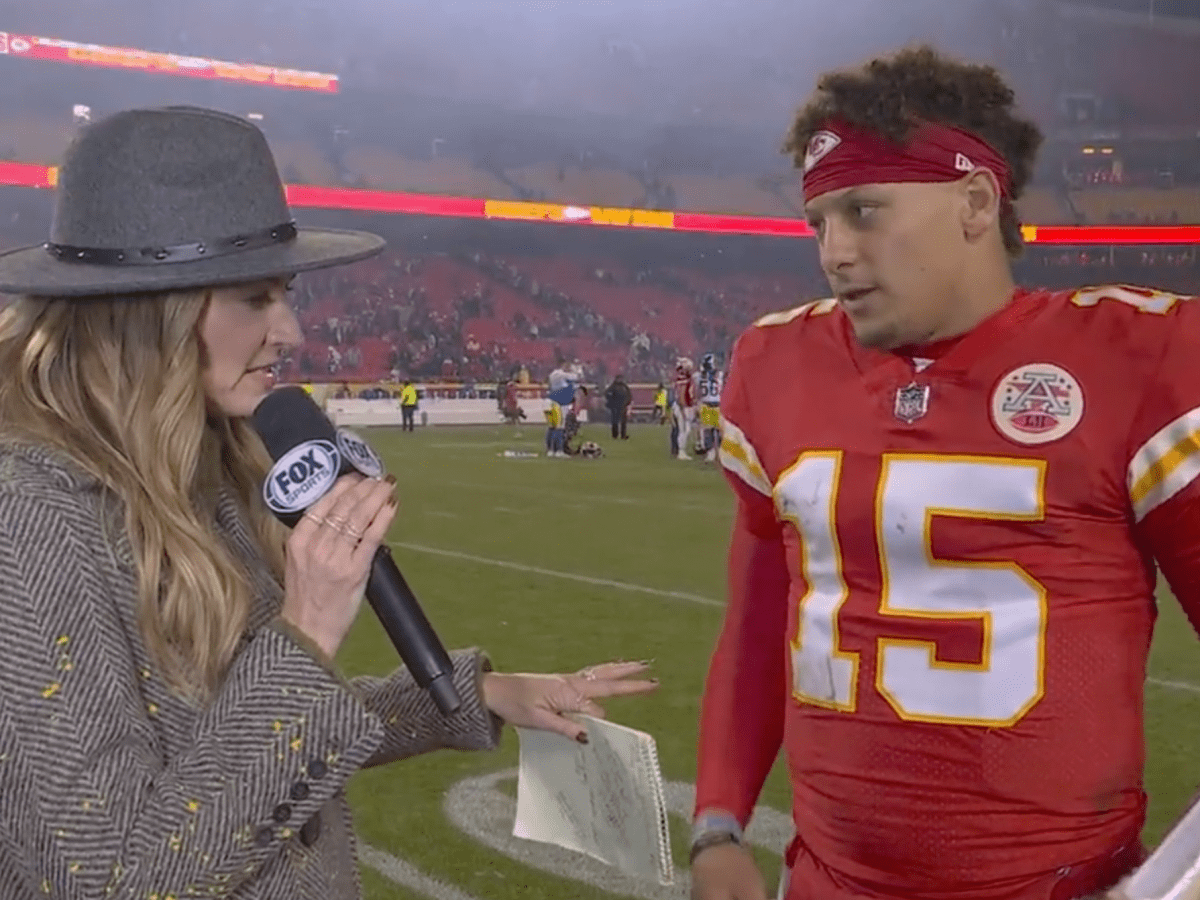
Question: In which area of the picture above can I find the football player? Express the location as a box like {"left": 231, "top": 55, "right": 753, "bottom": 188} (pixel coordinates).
{"left": 691, "top": 46, "right": 1200, "bottom": 900}
{"left": 697, "top": 353, "right": 724, "bottom": 462}
{"left": 673, "top": 357, "right": 698, "bottom": 460}
{"left": 545, "top": 362, "right": 578, "bottom": 458}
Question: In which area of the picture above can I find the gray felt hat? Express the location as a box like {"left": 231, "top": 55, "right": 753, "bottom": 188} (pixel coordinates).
{"left": 0, "top": 105, "right": 385, "bottom": 297}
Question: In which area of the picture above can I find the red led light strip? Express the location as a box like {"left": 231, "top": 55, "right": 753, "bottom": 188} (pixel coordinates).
{"left": 1, "top": 162, "right": 1195, "bottom": 244}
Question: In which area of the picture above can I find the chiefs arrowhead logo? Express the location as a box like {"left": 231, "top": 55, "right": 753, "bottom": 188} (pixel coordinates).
{"left": 804, "top": 130, "right": 842, "bottom": 173}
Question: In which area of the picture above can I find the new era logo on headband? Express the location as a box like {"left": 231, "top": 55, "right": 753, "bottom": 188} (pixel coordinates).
{"left": 954, "top": 152, "right": 975, "bottom": 172}
{"left": 804, "top": 130, "right": 842, "bottom": 174}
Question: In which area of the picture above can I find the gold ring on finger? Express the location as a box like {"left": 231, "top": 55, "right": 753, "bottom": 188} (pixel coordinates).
{"left": 325, "top": 515, "right": 349, "bottom": 531}
{"left": 303, "top": 511, "right": 326, "bottom": 526}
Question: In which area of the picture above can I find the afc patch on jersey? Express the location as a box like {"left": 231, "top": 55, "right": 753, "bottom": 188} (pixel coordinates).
{"left": 990, "top": 363, "right": 1085, "bottom": 445}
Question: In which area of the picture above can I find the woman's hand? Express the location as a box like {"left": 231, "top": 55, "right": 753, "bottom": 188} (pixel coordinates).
{"left": 281, "top": 473, "right": 398, "bottom": 659}
{"left": 482, "top": 661, "right": 659, "bottom": 742}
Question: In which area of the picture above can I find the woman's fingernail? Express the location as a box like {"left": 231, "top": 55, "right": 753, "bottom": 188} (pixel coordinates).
{"left": 387, "top": 494, "right": 399, "bottom": 508}
{"left": 385, "top": 474, "right": 397, "bottom": 485}
{"left": 639, "top": 659, "right": 655, "bottom": 666}
{"left": 575, "top": 733, "right": 589, "bottom": 745}
{"left": 648, "top": 678, "right": 660, "bottom": 685}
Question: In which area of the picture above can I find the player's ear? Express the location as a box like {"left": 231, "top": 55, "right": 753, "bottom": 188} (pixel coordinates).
{"left": 960, "top": 168, "right": 1003, "bottom": 244}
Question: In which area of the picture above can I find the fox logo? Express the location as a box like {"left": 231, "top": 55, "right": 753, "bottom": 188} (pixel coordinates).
{"left": 263, "top": 440, "right": 340, "bottom": 514}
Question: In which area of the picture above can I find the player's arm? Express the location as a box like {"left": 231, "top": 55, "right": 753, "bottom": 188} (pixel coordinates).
{"left": 1137, "top": 491, "right": 1200, "bottom": 637}
{"left": 694, "top": 344, "right": 789, "bottom": 834}
{"left": 1126, "top": 297, "right": 1200, "bottom": 633}
{"left": 695, "top": 482, "right": 789, "bottom": 823}
{"left": 1114, "top": 300, "right": 1200, "bottom": 900}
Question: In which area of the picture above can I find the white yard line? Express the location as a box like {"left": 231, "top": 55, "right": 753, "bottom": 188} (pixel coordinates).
{"left": 1147, "top": 676, "right": 1200, "bottom": 695}
{"left": 389, "top": 541, "right": 722, "bottom": 608}
{"left": 357, "top": 842, "right": 484, "bottom": 900}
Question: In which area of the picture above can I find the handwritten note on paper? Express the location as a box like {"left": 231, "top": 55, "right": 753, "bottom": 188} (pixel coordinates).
{"left": 513, "top": 715, "right": 673, "bottom": 885}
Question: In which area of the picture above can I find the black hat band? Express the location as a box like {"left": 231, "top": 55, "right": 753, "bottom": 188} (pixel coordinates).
{"left": 44, "top": 221, "right": 298, "bottom": 267}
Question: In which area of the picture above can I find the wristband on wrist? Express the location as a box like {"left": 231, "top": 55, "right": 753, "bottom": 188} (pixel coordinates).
{"left": 689, "top": 810, "right": 744, "bottom": 864}
{"left": 689, "top": 830, "right": 741, "bottom": 864}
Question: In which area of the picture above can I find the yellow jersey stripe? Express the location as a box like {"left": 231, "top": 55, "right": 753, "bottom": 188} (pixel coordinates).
{"left": 718, "top": 416, "right": 773, "bottom": 497}
{"left": 1128, "top": 405, "right": 1200, "bottom": 520}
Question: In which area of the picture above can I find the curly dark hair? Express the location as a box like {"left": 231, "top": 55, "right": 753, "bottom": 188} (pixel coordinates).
{"left": 783, "top": 45, "right": 1043, "bottom": 257}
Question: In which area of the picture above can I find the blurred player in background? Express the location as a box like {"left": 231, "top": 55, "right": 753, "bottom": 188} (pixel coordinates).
{"left": 499, "top": 377, "right": 526, "bottom": 425}
{"left": 542, "top": 403, "right": 561, "bottom": 457}
{"left": 672, "top": 357, "right": 698, "bottom": 460}
{"left": 563, "top": 385, "right": 588, "bottom": 455}
{"left": 691, "top": 45, "right": 1200, "bottom": 900}
{"left": 696, "top": 353, "right": 724, "bottom": 462}
{"left": 545, "top": 361, "right": 579, "bottom": 458}
{"left": 654, "top": 382, "right": 669, "bottom": 424}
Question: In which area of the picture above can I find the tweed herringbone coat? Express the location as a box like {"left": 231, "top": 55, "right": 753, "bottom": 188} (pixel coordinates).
{"left": 0, "top": 438, "right": 502, "bottom": 899}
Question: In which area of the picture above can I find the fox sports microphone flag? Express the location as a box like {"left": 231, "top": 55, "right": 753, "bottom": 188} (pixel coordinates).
{"left": 252, "top": 386, "right": 463, "bottom": 715}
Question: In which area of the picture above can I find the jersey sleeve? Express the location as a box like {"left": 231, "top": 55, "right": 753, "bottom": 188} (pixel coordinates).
{"left": 716, "top": 337, "right": 776, "bottom": 535}
{"left": 1127, "top": 297, "right": 1200, "bottom": 635}
{"left": 696, "top": 330, "right": 789, "bottom": 824}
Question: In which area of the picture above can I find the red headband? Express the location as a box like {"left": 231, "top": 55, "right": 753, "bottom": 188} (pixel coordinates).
{"left": 801, "top": 118, "right": 1012, "bottom": 202}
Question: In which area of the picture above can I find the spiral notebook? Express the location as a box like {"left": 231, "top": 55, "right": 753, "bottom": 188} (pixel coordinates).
{"left": 513, "top": 714, "right": 674, "bottom": 886}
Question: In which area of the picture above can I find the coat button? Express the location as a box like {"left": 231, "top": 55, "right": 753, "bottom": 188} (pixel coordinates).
{"left": 289, "top": 781, "right": 310, "bottom": 801}
{"left": 306, "top": 759, "right": 328, "bottom": 779}
{"left": 299, "top": 813, "right": 321, "bottom": 847}
{"left": 272, "top": 803, "right": 292, "bottom": 823}
{"left": 254, "top": 826, "right": 273, "bottom": 847}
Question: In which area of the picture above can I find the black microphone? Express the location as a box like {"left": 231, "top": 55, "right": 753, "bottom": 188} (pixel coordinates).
{"left": 251, "top": 386, "right": 462, "bottom": 716}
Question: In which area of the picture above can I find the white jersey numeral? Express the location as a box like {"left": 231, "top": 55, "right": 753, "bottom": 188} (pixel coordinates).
{"left": 1069, "top": 284, "right": 1186, "bottom": 315}
{"left": 775, "top": 453, "right": 1047, "bottom": 727}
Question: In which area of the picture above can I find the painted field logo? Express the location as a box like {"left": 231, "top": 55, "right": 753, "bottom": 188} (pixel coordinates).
{"left": 336, "top": 428, "right": 384, "bottom": 478}
{"left": 991, "top": 363, "right": 1084, "bottom": 445}
{"left": 263, "top": 439, "right": 340, "bottom": 513}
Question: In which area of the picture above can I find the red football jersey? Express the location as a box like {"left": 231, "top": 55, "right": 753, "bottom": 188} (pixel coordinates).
{"left": 700, "top": 285, "right": 1200, "bottom": 899}
{"left": 675, "top": 371, "right": 696, "bottom": 408}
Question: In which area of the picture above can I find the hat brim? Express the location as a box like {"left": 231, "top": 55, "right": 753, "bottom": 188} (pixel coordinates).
{"left": 0, "top": 226, "right": 385, "bottom": 298}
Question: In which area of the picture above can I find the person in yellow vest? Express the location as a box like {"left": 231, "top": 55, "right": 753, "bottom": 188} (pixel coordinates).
{"left": 653, "top": 383, "right": 668, "bottom": 424}
{"left": 399, "top": 379, "right": 419, "bottom": 432}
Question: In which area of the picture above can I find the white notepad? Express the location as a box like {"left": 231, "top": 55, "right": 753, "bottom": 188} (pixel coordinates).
{"left": 513, "top": 714, "right": 674, "bottom": 886}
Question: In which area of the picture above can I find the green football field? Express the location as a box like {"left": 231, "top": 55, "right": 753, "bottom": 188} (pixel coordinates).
{"left": 334, "top": 423, "right": 1200, "bottom": 900}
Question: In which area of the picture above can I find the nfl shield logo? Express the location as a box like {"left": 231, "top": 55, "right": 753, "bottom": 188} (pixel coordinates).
{"left": 894, "top": 382, "right": 930, "bottom": 424}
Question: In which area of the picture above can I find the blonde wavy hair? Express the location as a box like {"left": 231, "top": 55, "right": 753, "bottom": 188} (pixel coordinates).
{"left": 0, "top": 289, "right": 289, "bottom": 704}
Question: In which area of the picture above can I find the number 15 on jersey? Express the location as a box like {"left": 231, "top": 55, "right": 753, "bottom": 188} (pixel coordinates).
{"left": 776, "top": 452, "right": 1048, "bottom": 729}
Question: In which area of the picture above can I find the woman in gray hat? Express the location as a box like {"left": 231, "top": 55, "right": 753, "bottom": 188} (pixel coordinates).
{"left": 0, "top": 106, "right": 656, "bottom": 899}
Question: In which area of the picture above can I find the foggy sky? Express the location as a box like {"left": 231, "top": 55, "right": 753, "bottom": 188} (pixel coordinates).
{"left": 1, "top": 0, "right": 1040, "bottom": 128}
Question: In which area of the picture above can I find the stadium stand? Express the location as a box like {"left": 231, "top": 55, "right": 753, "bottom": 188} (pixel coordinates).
{"left": 4, "top": 0, "right": 1200, "bottom": 388}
